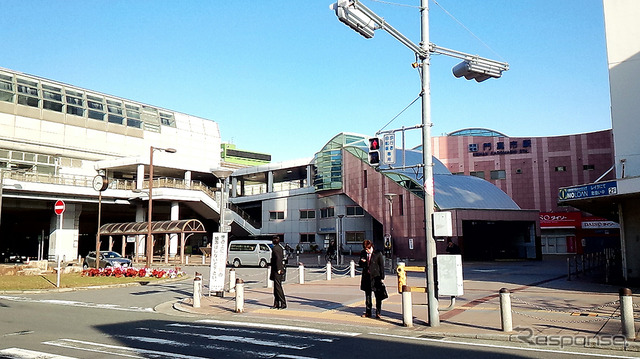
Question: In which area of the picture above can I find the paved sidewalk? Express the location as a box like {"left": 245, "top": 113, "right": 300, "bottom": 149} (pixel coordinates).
{"left": 169, "top": 255, "right": 640, "bottom": 353}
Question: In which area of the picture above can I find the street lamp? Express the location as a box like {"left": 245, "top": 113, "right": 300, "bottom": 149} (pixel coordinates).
{"left": 337, "top": 214, "right": 344, "bottom": 265}
{"left": 330, "top": 0, "right": 508, "bottom": 327}
{"left": 145, "top": 146, "right": 176, "bottom": 268}
{"left": 384, "top": 193, "right": 396, "bottom": 261}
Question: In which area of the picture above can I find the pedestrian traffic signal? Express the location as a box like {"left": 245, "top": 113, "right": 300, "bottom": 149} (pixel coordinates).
{"left": 368, "top": 137, "right": 381, "bottom": 166}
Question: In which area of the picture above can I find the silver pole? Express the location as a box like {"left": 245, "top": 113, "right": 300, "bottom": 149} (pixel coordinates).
{"left": 420, "top": 0, "right": 439, "bottom": 327}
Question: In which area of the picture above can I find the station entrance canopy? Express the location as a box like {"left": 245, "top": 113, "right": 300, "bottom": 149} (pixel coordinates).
{"left": 99, "top": 219, "right": 206, "bottom": 236}
{"left": 98, "top": 219, "right": 206, "bottom": 263}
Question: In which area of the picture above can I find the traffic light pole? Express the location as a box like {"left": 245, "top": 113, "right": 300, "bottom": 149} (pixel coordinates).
{"left": 331, "top": 0, "right": 509, "bottom": 328}
{"left": 419, "top": 0, "right": 440, "bottom": 327}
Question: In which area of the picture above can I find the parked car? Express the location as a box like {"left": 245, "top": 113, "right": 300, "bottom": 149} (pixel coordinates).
{"left": 0, "top": 250, "right": 27, "bottom": 263}
{"left": 83, "top": 251, "right": 131, "bottom": 269}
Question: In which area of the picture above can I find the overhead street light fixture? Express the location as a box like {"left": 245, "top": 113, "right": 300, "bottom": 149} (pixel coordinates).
{"left": 330, "top": 0, "right": 376, "bottom": 39}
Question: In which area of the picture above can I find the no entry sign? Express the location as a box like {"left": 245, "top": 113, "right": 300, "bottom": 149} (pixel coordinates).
{"left": 54, "top": 200, "right": 65, "bottom": 215}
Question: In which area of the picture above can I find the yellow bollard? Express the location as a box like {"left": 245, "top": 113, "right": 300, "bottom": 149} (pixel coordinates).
{"left": 396, "top": 262, "right": 406, "bottom": 293}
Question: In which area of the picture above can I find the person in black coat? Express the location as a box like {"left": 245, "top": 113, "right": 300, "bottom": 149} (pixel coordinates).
{"left": 269, "top": 236, "right": 287, "bottom": 309}
{"left": 358, "top": 239, "right": 386, "bottom": 318}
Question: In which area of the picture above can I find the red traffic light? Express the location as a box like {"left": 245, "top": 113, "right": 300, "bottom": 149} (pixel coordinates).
{"left": 369, "top": 137, "right": 381, "bottom": 151}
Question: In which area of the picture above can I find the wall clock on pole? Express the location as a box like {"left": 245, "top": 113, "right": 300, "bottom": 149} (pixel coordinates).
{"left": 92, "top": 175, "right": 108, "bottom": 192}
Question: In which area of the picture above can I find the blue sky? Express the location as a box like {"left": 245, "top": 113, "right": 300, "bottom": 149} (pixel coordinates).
{"left": 2, "top": 1, "right": 611, "bottom": 162}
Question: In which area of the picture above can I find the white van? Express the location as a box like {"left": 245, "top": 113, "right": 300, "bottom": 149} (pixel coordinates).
{"left": 227, "top": 240, "right": 272, "bottom": 268}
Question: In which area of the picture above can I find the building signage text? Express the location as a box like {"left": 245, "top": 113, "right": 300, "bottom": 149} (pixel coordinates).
{"left": 558, "top": 181, "right": 618, "bottom": 201}
{"left": 469, "top": 139, "right": 531, "bottom": 157}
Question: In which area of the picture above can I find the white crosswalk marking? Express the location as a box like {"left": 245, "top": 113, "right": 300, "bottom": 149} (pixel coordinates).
{"left": 45, "top": 339, "right": 206, "bottom": 359}
{"left": 3, "top": 320, "right": 335, "bottom": 359}
{"left": 0, "top": 347, "right": 77, "bottom": 359}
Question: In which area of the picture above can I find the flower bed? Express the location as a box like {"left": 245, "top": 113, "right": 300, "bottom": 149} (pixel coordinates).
{"left": 82, "top": 266, "right": 185, "bottom": 279}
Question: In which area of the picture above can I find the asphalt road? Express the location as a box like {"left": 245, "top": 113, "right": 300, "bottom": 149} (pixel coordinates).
{"left": 0, "top": 264, "right": 636, "bottom": 358}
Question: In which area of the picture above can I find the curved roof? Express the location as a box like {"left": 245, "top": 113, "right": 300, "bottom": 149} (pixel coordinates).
{"left": 99, "top": 219, "right": 206, "bottom": 236}
{"left": 448, "top": 128, "right": 508, "bottom": 137}
{"left": 345, "top": 143, "right": 519, "bottom": 210}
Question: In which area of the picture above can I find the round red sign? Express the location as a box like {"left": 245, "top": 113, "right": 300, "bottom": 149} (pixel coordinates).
{"left": 54, "top": 200, "right": 65, "bottom": 215}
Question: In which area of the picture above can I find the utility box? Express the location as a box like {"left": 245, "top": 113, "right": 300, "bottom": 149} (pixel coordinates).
{"left": 436, "top": 254, "right": 463, "bottom": 296}
{"left": 433, "top": 211, "right": 453, "bottom": 237}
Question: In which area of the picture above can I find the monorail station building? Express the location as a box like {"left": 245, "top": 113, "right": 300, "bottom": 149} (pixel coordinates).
{"left": 0, "top": 67, "right": 237, "bottom": 262}
{"left": 228, "top": 133, "right": 540, "bottom": 261}
{"left": 0, "top": 64, "right": 540, "bottom": 263}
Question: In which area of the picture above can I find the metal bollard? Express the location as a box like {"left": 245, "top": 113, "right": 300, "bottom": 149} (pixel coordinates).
{"left": 318, "top": 255, "right": 321, "bottom": 266}
{"left": 499, "top": 288, "right": 513, "bottom": 332}
{"left": 326, "top": 262, "right": 332, "bottom": 281}
{"left": 350, "top": 260, "right": 355, "bottom": 278}
{"left": 202, "top": 255, "right": 205, "bottom": 265}
{"left": 402, "top": 285, "right": 413, "bottom": 327}
{"left": 397, "top": 262, "right": 406, "bottom": 293}
{"left": 567, "top": 258, "right": 571, "bottom": 281}
{"left": 228, "top": 268, "right": 236, "bottom": 293}
{"left": 298, "top": 263, "right": 305, "bottom": 284}
{"left": 235, "top": 279, "right": 245, "bottom": 313}
{"left": 267, "top": 267, "right": 273, "bottom": 288}
{"left": 620, "top": 288, "right": 636, "bottom": 340}
{"left": 193, "top": 275, "right": 202, "bottom": 308}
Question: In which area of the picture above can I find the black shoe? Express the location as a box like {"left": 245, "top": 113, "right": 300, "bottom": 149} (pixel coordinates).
{"left": 278, "top": 305, "right": 287, "bottom": 310}
{"left": 270, "top": 306, "right": 279, "bottom": 309}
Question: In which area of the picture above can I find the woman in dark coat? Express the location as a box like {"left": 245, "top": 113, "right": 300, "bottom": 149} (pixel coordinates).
{"left": 358, "top": 239, "right": 386, "bottom": 318}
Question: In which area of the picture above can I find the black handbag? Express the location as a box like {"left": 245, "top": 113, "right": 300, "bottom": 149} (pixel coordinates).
{"left": 375, "top": 281, "right": 389, "bottom": 300}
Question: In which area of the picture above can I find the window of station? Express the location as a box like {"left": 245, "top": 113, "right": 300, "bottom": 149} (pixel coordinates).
{"left": 16, "top": 78, "right": 39, "bottom": 107}
{"left": 141, "top": 105, "right": 159, "bottom": 124}
{"left": 320, "top": 207, "right": 335, "bottom": 218}
{"left": 125, "top": 103, "right": 142, "bottom": 128}
{"left": 42, "top": 84, "right": 63, "bottom": 112}
{"left": 346, "top": 206, "right": 364, "bottom": 217}
{"left": 0, "top": 73, "right": 14, "bottom": 103}
{"left": 106, "top": 99, "right": 124, "bottom": 125}
{"left": 65, "top": 89, "right": 84, "bottom": 116}
{"left": 159, "top": 112, "right": 175, "bottom": 127}
{"left": 269, "top": 211, "right": 285, "bottom": 220}
{"left": 346, "top": 232, "right": 365, "bottom": 243}
{"left": 300, "top": 209, "right": 316, "bottom": 219}
{"left": 300, "top": 233, "right": 315, "bottom": 243}
{"left": 87, "top": 94, "right": 105, "bottom": 121}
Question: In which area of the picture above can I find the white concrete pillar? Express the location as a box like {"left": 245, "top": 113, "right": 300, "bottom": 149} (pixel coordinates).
{"left": 267, "top": 171, "right": 274, "bottom": 193}
{"left": 170, "top": 201, "right": 179, "bottom": 257}
{"left": 136, "top": 164, "right": 145, "bottom": 190}
{"left": 231, "top": 177, "right": 238, "bottom": 198}
{"left": 185, "top": 170, "right": 192, "bottom": 189}
{"left": 306, "top": 165, "right": 313, "bottom": 187}
{"left": 136, "top": 204, "right": 145, "bottom": 259}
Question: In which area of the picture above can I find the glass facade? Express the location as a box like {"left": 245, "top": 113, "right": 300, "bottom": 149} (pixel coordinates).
{"left": 313, "top": 133, "right": 367, "bottom": 191}
{"left": 0, "top": 68, "right": 176, "bottom": 133}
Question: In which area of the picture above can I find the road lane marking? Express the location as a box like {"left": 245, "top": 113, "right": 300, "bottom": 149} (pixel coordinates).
{"left": 197, "top": 319, "right": 361, "bottom": 337}
{"left": 0, "top": 348, "right": 76, "bottom": 359}
{"left": 0, "top": 295, "right": 154, "bottom": 313}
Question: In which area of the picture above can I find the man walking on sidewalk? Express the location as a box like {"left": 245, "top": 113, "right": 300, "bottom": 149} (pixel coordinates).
{"left": 270, "top": 236, "right": 287, "bottom": 309}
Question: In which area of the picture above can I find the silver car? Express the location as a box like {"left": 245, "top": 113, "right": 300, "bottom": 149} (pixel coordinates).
{"left": 83, "top": 251, "right": 131, "bottom": 269}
